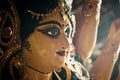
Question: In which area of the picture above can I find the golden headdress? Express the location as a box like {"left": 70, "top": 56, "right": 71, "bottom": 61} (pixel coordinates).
{"left": 0, "top": 0, "right": 21, "bottom": 74}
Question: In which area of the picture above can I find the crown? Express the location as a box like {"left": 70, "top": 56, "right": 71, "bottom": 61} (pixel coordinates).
{"left": 26, "top": 0, "right": 75, "bottom": 38}
{"left": 0, "top": 0, "right": 21, "bottom": 76}
{"left": 26, "top": 0, "right": 72, "bottom": 20}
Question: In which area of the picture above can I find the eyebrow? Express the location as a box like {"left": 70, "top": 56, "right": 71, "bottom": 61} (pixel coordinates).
{"left": 38, "top": 20, "right": 62, "bottom": 28}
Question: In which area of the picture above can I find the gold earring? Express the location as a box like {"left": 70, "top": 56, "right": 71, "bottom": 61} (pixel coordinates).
{"left": 9, "top": 56, "right": 24, "bottom": 80}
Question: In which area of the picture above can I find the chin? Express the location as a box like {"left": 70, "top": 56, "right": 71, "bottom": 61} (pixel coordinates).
{"left": 55, "top": 61, "right": 65, "bottom": 68}
{"left": 54, "top": 56, "right": 66, "bottom": 67}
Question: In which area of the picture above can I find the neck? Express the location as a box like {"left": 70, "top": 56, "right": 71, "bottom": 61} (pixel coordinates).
{"left": 21, "top": 49, "right": 56, "bottom": 73}
{"left": 27, "top": 64, "right": 52, "bottom": 74}
{"left": 13, "top": 54, "right": 53, "bottom": 80}
{"left": 21, "top": 67, "right": 52, "bottom": 80}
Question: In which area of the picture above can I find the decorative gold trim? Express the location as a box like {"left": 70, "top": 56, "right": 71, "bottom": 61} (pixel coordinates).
{"left": 0, "top": 11, "right": 14, "bottom": 46}
{"left": 55, "top": 64, "right": 71, "bottom": 80}
{"left": 26, "top": 0, "right": 66, "bottom": 20}
{"left": 0, "top": 0, "right": 21, "bottom": 62}
{"left": 53, "top": 70, "right": 62, "bottom": 80}
{"left": 0, "top": 0, "right": 21, "bottom": 79}
{"left": 62, "top": 64, "right": 71, "bottom": 80}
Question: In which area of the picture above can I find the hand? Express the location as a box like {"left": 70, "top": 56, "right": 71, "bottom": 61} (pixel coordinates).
{"left": 108, "top": 19, "right": 120, "bottom": 53}
{"left": 107, "top": 19, "right": 120, "bottom": 44}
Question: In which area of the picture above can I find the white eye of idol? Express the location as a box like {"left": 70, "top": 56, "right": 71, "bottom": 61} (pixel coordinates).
{"left": 47, "top": 28, "right": 59, "bottom": 36}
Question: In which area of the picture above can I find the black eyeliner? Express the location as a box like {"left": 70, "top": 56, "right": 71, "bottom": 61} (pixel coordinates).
{"left": 36, "top": 27, "right": 61, "bottom": 39}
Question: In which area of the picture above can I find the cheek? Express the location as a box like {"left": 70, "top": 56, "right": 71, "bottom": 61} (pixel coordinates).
{"left": 29, "top": 33, "right": 57, "bottom": 55}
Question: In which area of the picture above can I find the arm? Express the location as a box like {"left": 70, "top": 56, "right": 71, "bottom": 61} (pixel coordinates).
{"left": 73, "top": 0, "right": 102, "bottom": 63}
{"left": 91, "top": 19, "right": 120, "bottom": 80}
{"left": 116, "top": 64, "right": 120, "bottom": 80}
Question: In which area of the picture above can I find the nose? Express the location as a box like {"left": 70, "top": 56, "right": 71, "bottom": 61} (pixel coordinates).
{"left": 61, "top": 35, "right": 69, "bottom": 50}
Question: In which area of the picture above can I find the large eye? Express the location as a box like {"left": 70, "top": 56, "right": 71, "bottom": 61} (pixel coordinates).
{"left": 48, "top": 29, "right": 57, "bottom": 35}
{"left": 36, "top": 27, "right": 61, "bottom": 38}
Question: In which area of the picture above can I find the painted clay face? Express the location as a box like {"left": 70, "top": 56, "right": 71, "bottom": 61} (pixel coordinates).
{"left": 22, "top": 11, "right": 73, "bottom": 73}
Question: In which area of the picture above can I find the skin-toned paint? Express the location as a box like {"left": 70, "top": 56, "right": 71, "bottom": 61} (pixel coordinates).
{"left": 21, "top": 11, "right": 74, "bottom": 73}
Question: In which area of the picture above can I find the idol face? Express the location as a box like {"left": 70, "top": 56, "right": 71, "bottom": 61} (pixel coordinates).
{"left": 22, "top": 11, "right": 74, "bottom": 72}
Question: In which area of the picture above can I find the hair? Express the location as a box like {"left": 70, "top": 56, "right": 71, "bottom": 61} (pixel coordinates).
{"left": 15, "top": 0, "right": 75, "bottom": 42}
{"left": 15, "top": 0, "right": 59, "bottom": 42}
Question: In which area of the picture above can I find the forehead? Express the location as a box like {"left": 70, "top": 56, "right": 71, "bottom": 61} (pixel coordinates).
{"left": 38, "top": 12, "right": 71, "bottom": 29}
